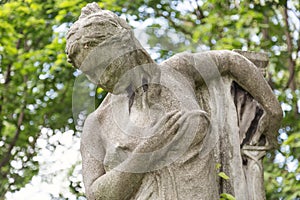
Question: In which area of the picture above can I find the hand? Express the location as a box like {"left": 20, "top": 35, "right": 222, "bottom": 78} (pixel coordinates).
{"left": 116, "top": 110, "right": 209, "bottom": 172}
{"left": 135, "top": 109, "right": 209, "bottom": 152}
{"left": 134, "top": 110, "right": 186, "bottom": 153}
{"left": 251, "top": 111, "right": 280, "bottom": 147}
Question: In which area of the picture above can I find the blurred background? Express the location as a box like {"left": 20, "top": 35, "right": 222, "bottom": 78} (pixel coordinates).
{"left": 0, "top": 0, "right": 299, "bottom": 199}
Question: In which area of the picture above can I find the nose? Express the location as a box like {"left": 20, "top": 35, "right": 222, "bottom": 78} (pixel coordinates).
{"left": 67, "top": 58, "right": 72, "bottom": 63}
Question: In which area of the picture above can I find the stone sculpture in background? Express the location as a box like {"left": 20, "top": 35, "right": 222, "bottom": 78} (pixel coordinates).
{"left": 66, "top": 2, "right": 282, "bottom": 200}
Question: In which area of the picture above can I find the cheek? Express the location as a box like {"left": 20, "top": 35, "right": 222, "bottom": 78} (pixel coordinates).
{"left": 85, "top": 72, "right": 99, "bottom": 85}
{"left": 94, "top": 64, "right": 105, "bottom": 78}
{"left": 73, "top": 44, "right": 93, "bottom": 69}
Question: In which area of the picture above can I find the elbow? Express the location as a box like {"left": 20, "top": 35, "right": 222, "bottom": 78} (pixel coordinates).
{"left": 209, "top": 50, "right": 244, "bottom": 75}
{"left": 85, "top": 177, "right": 97, "bottom": 199}
{"left": 85, "top": 184, "right": 96, "bottom": 200}
{"left": 272, "top": 103, "right": 283, "bottom": 123}
{"left": 86, "top": 189, "right": 95, "bottom": 200}
{"left": 225, "top": 50, "right": 252, "bottom": 68}
{"left": 266, "top": 99, "right": 283, "bottom": 125}
{"left": 87, "top": 178, "right": 120, "bottom": 200}
{"left": 87, "top": 181, "right": 104, "bottom": 200}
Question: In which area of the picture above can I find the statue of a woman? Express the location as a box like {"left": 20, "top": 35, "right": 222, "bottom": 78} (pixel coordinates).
{"left": 66, "top": 3, "right": 282, "bottom": 200}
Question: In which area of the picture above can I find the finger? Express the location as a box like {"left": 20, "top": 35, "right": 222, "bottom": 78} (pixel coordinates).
{"left": 168, "top": 122, "right": 180, "bottom": 136}
{"left": 180, "top": 118, "right": 190, "bottom": 133}
{"left": 166, "top": 114, "right": 188, "bottom": 137}
{"left": 165, "top": 118, "right": 190, "bottom": 147}
{"left": 165, "top": 111, "right": 184, "bottom": 130}
{"left": 153, "top": 110, "right": 180, "bottom": 130}
{"left": 141, "top": 112, "right": 187, "bottom": 152}
{"left": 154, "top": 121, "right": 181, "bottom": 147}
{"left": 151, "top": 112, "right": 183, "bottom": 141}
{"left": 161, "top": 110, "right": 178, "bottom": 122}
{"left": 188, "top": 110, "right": 208, "bottom": 118}
{"left": 166, "top": 110, "right": 180, "bottom": 118}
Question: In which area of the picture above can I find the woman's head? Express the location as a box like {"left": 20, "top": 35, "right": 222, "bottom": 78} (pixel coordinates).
{"left": 66, "top": 3, "right": 131, "bottom": 69}
{"left": 66, "top": 3, "right": 155, "bottom": 93}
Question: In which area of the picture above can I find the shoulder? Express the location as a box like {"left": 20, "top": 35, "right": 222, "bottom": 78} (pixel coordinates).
{"left": 80, "top": 110, "right": 106, "bottom": 161}
{"left": 160, "top": 51, "right": 197, "bottom": 79}
{"left": 161, "top": 51, "right": 194, "bottom": 69}
{"left": 160, "top": 52, "right": 203, "bottom": 86}
{"left": 161, "top": 50, "right": 232, "bottom": 68}
{"left": 81, "top": 93, "right": 114, "bottom": 135}
{"left": 163, "top": 50, "right": 241, "bottom": 77}
{"left": 80, "top": 94, "right": 113, "bottom": 156}
{"left": 80, "top": 111, "right": 103, "bottom": 153}
{"left": 82, "top": 93, "right": 112, "bottom": 136}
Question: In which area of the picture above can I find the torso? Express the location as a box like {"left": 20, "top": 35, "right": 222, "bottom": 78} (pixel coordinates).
{"left": 92, "top": 56, "right": 219, "bottom": 199}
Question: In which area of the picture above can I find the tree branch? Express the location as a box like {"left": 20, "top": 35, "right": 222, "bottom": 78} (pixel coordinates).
{"left": 282, "top": 5, "right": 299, "bottom": 119}
{"left": 193, "top": 0, "right": 205, "bottom": 20}
{"left": 283, "top": 6, "right": 296, "bottom": 90}
{"left": 0, "top": 108, "right": 25, "bottom": 169}
{"left": 0, "top": 74, "right": 27, "bottom": 170}
{"left": 168, "top": 18, "right": 193, "bottom": 38}
{"left": 0, "top": 37, "right": 23, "bottom": 139}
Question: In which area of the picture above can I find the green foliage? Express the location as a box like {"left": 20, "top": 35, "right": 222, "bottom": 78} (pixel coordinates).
{"left": 0, "top": 0, "right": 299, "bottom": 199}
{"left": 220, "top": 193, "right": 236, "bottom": 200}
{"left": 218, "top": 172, "right": 230, "bottom": 180}
{"left": 0, "top": 0, "right": 88, "bottom": 197}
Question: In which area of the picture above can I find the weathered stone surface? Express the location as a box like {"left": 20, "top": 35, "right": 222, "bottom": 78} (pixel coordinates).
{"left": 66, "top": 2, "right": 282, "bottom": 200}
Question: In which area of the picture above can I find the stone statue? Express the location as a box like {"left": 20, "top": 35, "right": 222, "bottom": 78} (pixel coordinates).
{"left": 66, "top": 3, "right": 282, "bottom": 200}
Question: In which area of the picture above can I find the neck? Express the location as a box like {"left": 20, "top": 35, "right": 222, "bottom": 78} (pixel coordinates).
{"left": 97, "top": 30, "right": 156, "bottom": 92}
{"left": 101, "top": 48, "right": 156, "bottom": 93}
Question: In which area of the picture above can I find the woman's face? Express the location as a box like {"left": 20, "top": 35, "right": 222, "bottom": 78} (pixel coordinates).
{"left": 67, "top": 19, "right": 127, "bottom": 91}
{"left": 69, "top": 19, "right": 121, "bottom": 68}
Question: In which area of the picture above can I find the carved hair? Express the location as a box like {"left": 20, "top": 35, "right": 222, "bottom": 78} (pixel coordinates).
{"left": 65, "top": 2, "right": 131, "bottom": 68}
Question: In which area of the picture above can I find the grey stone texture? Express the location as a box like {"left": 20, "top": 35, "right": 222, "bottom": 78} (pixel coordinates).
{"left": 66, "top": 3, "right": 283, "bottom": 200}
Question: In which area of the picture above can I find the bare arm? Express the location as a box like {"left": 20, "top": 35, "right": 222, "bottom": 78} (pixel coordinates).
{"left": 197, "top": 50, "right": 282, "bottom": 146}
{"left": 81, "top": 113, "right": 144, "bottom": 200}
{"left": 209, "top": 50, "right": 281, "bottom": 114}
{"left": 81, "top": 110, "right": 193, "bottom": 199}
{"left": 82, "top": 154, "right": 144, "bottom": 200}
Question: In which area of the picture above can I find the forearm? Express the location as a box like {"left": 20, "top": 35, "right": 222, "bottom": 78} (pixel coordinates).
{"left": 83, "top": 147, "right": 149, "bottom": 200}
{"left": 89, "top": 170, "right": 144, "bottom": 200}
{"left": 208, "top": 50, "right": 282, "bottom": 119}
{"left": 81, "top": 140, "right": 145, "bottom": 200}
{"left": 229, "top": 51, "right": 282, "bottom": 120}
{"left": 211, "top": 50, "right": 282, "bottom": 146}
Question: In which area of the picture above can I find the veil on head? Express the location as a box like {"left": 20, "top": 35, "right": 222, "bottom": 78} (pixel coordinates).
{"left": 65, "top": 2, "right": 131, "bottom": 69}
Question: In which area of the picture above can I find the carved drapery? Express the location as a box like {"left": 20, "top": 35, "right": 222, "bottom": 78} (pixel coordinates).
{"left": 232, "top": 50, "right": 270, "bottom": 200}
